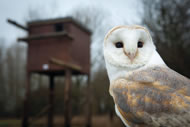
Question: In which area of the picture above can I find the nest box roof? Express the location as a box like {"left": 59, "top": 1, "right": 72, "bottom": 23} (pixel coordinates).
{"left": 27, "top": 17, "right": 91, "bottom": 35}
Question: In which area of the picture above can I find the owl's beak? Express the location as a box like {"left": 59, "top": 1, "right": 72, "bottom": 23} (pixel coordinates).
{"left": 124, "top": 51, "right": 137, "bottom": 61}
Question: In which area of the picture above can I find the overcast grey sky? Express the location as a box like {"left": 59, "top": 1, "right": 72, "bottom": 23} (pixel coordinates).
{"left": 0, "top": 0, "right": 142, "bottom": 44}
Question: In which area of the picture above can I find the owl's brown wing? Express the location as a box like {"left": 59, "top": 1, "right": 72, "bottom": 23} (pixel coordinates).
{"left": 110, "top": 66, "right": 190, "bottom": 127}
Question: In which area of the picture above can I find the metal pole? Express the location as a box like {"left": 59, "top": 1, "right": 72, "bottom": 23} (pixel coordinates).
{"left": 22, "top": 73, "right": 31, "bottom": 127}
{"left": 64, "top": 69, "right": 72, "bottom": 127}
{"left": 48, "top": 75, "right": 55, "bottom": 127}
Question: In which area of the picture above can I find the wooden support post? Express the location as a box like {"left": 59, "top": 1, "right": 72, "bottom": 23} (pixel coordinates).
{"left": 64, "top": 69, "right": 72, "bottom": 127}
{"left": 48, "top": 75, "right": 55, "bottom": 127}
{"left": 86, "top": 75, "right": 92, "bottom": 127}
{"left": 22, "top": 73, "right": 31, "bottom": 127}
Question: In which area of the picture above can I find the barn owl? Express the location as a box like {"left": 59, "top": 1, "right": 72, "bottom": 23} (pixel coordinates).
{"left": 103, "top": 25, "right": 190, "bottom": 127}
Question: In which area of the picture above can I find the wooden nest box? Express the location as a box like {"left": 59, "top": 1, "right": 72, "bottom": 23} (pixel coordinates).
{"left": 8, "top": 17, "right": 92, "bottom": 127}
{"left": 19, "top": 17, "right": 91, "bottom": 75}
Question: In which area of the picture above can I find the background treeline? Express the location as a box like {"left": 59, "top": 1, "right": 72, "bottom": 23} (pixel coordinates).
{"left": 143, "top": 0, "right": 190, "bottom": 77}
{"left": 0, "top": 0, "right": 190, "bottom": 118}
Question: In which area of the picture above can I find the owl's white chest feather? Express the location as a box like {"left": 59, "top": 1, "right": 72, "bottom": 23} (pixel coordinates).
{"left": 105, "top": 51, "right": 166, "bottom": 127}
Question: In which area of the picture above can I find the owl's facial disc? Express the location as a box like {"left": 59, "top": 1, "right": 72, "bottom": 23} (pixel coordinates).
{"left": 103, "top": 25, "right": 155, "bottom": 69}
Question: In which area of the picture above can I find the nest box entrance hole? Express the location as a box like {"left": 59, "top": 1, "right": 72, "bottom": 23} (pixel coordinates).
{"left": 54, "top": 23, "right": 64, "bottom": 32}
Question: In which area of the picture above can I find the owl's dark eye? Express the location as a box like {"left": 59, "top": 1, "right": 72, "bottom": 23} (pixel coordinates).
{"left": 137, "top": 41, "right": 144, "bottom": 48}
{"left": 115, "top": 42, "right": 123, "bottom": 48}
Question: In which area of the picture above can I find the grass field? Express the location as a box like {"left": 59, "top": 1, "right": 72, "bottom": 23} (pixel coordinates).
{"left": 0, "top": 115, "right": 124, "bottom": 127}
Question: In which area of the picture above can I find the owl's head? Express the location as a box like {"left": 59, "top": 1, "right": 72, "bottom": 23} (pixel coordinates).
{"left": 103, "top": 25, "right": 156, "bottom": 70}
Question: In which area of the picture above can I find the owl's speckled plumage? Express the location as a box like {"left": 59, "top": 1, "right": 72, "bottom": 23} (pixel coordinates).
{"left": 103, "top": 25, "right": 190, "bottom": 127}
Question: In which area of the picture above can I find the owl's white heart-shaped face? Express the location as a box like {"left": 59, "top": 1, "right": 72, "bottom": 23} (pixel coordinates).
{"left": 103, "top": 25, "right": 156, "bottom": 69}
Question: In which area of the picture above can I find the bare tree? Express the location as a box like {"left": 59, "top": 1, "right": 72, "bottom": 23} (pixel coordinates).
{"left": 3, "top": 42, "right": 27, "bottom": 111}
{"left": 0, "top": 38, "right": 7, "bottom": 113}
{"left": 143, "top": 0, "right": 190, "bottom": 77}
{"left": 70, "top": 6, "right": 129, "bottom": 74}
